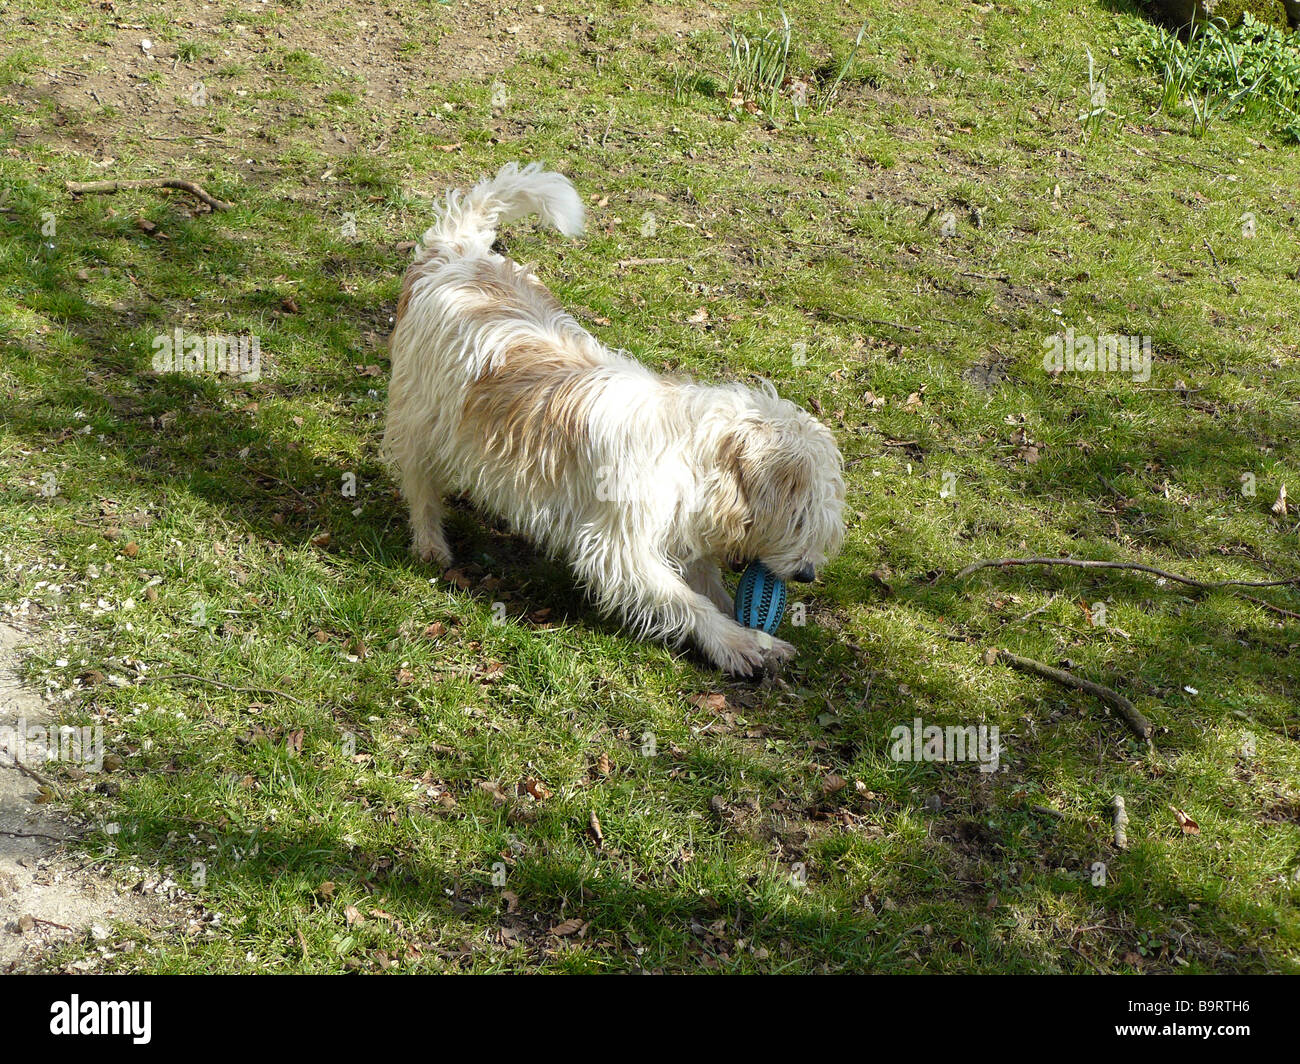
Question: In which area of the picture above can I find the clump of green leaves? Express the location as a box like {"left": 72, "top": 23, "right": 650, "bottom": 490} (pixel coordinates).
{"left": 1123, "top": 13, "right": 1300, "bottom": 139}
{"left": 725, "top": 10, "right": 792, "bottom": 116}
{"left": 1079, "top": 46, "right": 1112, "bottom": 142}
{"left": 721, "top": 12, "right": 870, "bottom": 121}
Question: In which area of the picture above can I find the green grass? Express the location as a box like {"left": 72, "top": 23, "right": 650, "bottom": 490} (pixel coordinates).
{"left": 0, "top": 0, "right": 1297, "bottom": 973}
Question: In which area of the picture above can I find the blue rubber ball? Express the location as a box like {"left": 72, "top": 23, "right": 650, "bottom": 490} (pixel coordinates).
{"left": 734, "top": 562, "right": 788, "bottom": 635}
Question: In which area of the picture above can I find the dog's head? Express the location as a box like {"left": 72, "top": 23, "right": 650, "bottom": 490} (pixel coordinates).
{"left": 701, "top": 383, "right": 845, "bottom": 583}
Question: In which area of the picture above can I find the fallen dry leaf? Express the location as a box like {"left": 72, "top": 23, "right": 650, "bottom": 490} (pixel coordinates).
{"left": 478, "top": 780, "right": 509, "bottom": 803}
{"left": 443, "top": 568, "right": 473, "bottom": 590}
{"left": 521, "top": 776, "right": 552, "bottom": 801}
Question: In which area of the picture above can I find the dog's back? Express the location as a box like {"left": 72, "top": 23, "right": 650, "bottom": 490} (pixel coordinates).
{"left": 383, "top": 164, "right": 660, "bottom": 552}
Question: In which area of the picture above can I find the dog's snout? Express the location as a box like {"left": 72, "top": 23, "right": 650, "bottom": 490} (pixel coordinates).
{"left": 793, "top": 564, "right": 816, "bottom": 583}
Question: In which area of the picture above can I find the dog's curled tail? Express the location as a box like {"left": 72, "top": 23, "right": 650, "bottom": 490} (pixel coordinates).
{"left": 420, "top": 162, "right": 585, "bottom": 251}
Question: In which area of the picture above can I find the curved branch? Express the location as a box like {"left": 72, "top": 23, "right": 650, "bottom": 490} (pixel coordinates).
{"left": 992, "top": 649, "right": 1154, "bottom": 746}
{"left": 66, "top": 178, "right": 232, "bottom": 212}
{"left": 954, "top": 556, "right": 1299, "bottom": 590}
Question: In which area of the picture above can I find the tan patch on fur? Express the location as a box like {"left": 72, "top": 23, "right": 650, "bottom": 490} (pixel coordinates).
{"left": 704, "top": 422, "right": 813, "bottom": 558}
{"left": 397, "top": 255, "right": 565, "bottom": 337}
{"left": 766, "top": 442, "right": 812, "bottom": 503}
{"left": 462, "top": 335, "right": 603, "bottom": 483}
{"left": 393, "top": 254, "right": 446, "bottom": 332}
{"left": 463, "top": 257, "right": 564, "bottom": 317}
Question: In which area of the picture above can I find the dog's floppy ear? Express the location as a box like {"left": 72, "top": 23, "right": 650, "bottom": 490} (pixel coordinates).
{"left": 757, "top": 432, "right": 813, "bottom": 505}
{"left": 700, "top": 419, "right": 761, "bottom": 553}
{"left": 704, "top": 417, "right": 811, "bottom": 549}
{"left": 733, "top": 418, "right": 813, "bottom": 506}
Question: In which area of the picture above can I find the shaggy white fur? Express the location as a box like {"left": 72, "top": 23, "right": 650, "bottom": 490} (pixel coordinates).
{"left": 383, "top": 163, "right": 845, "bottom": 675}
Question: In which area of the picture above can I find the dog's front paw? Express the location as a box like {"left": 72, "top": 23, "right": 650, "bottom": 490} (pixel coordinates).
{"left": 706, "top": 623, "right": 795, "bottom": 677}
{"left": 764, "top": 635, "right": 796, "bottom": 667}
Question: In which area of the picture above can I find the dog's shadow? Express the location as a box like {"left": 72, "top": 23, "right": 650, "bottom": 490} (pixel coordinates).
{"left": 433, "top": 496, "right": 607, "bottom": 626}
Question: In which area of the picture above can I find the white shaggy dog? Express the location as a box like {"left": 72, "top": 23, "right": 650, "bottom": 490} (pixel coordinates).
{"left": 383, "top": 163, "right": 845, "bottom": 675}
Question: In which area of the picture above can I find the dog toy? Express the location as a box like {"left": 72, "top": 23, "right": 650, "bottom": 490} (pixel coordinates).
{"left": 734, "top": 562, "right": 788, "bottom": 635}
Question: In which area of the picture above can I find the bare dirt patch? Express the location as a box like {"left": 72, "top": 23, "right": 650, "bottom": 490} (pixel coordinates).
{"left": 0, "top": 622, "right": 164, "bottom": 972}
{"left": 10, "top": 0, "right": 588, "bottom": 156}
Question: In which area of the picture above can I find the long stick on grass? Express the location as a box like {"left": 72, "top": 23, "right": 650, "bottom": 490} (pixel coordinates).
{"left": 954, "top": 556, "right": 1300, "bottom": 589}
{"left": 953, "top": 555, "right": 1300, "bottom": 620}
{"left": 66, "top": 178, "right": 232, "bottom": 212}
{"left": 990, "top": 649, "right": 1154, "bottom": 746}
{"left": 142, "top": 672, "right": 304, "bottom": 706}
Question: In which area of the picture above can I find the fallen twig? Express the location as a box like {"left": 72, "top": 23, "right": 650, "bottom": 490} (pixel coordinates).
{"left": 990, "top": 648, "right": 1154, "bottom": 746}
{"left": 811, "top": 307, "right": 922, "bottom": 332}
{"left": 1112, "top": 795, "right": 1129, "bottom": 850}
{"left": 614, "top": 257, "right": 683, "bottom": 268}
{"left": 141, "top": 672, "right": 304, "bottom": 706}
{"left": 66, "top": 178, "right": 232, "bottom": 211}
{"left": 1203, "top": 238, "right": 1221, "bottom": 272}
{"left": 0, "top": 829, "right": 67, "bottom": 842}
{"left": 30, "top": 916, "right": 76, "bottom": 932}
{"left": 1014, "top": 594, "right": 1059, "bottom": 626}
{"left": 1128, "top": 144, "right": 1227, "bottom": 177}
{"left": 0, "top": 752, "right": 64, "bottom": 799}
{"left": 1237, "top": 593, "right": 1300, "bottom": 620}
{"left": 859, "top": 317, "right": 921, "bottom": 333}
{"left": 953, "top": 556, "right": 1300, "bottom": 590}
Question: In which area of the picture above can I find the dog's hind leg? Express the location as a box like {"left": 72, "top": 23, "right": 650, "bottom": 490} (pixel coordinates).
{"left": 401, "top": 468, "right": 453, "bottom": 568}
{"left": 385, "top": 399, "right": 454, "bottom": 567}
